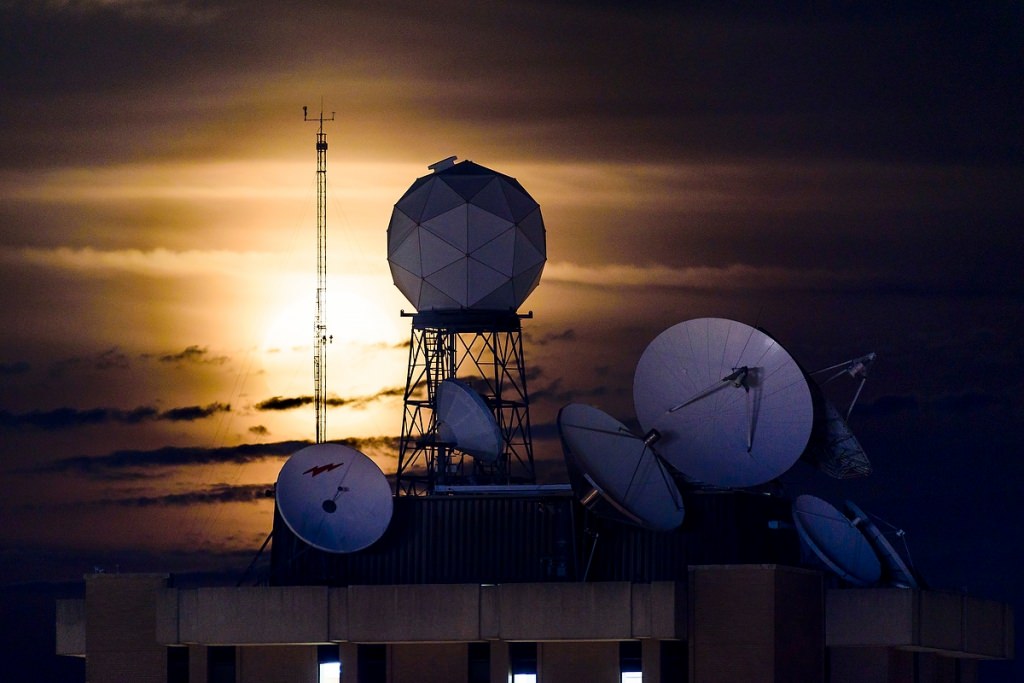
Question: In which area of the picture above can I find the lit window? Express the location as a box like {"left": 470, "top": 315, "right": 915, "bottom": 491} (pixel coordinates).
{"left": 512, "top": 675, "right": 537, "bottom": 683}
{"left": 319, "top": 662, "right": 340, "bottom": 683}
{"left": 621, "top": 673, "right": 643, "bottom": 683}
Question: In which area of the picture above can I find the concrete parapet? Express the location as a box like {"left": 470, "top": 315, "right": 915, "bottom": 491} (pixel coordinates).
{"left": 84, "top": 573, "right": 169, "bottom": 683}
{"left": 826, "top": 588, "right": 1013, "bottom": 659}
{"left": 344, "top": 584, "right": 481, "bottom": 642}
{"left": 176, "top": 585, "right": 329, "bottom": 645}
{"left": 497, "top": 581, "right": 631, "bottom": 640}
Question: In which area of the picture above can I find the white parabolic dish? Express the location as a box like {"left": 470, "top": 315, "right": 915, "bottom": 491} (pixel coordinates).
{"left": 633, "top": 318, "right": 815, "bottom": 488}
{"left": 275, "top": 443, "right": 393, "bottom": 553}
{"left": 792, "top": 494, "right": 881, "bottom": 586}
{"left": 436, "top": 378, "right": 503, "bottom": 463}
{"left": 558, "top": 403, "right": 684, "bottom": 531}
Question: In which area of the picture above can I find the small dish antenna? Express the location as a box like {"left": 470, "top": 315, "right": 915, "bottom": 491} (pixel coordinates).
{"left": 435, "top": 378, "right": 503, "bottom": 463}
{"left": 633, "top": 318, "right": 814, "bottom": 488}
{"left": 844, "top": 500, "right": 920, "bottom": 588}
{"left": 557, "top": 403, "right": 684, "bottom": 531}
{"left": 275, "top": 443, "right": 393, "bottom": 553}
{"left": 791, "top": 494, "right": 881, "bottom": 586}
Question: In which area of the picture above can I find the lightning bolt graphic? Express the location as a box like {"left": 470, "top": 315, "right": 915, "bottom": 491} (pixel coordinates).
{"left": 303, "top": 462, "right": 344, "bottom": 477}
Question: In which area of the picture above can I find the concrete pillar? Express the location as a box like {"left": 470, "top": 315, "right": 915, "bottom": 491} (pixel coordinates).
{"left": 490, "top": 640, "right": 510, "bottom": 683}
{"left": 391, "top": 643, "right": 467, "bottom": 683}
{"left": 186, "top": 645, "right": 206, "bottom": 683}
{"left": 339, "top": 642, "right": 359, "bottom": 683}
{"left": 689, "top": 565, "right": 823, "bottom": 683}
{"left": 539, "top": 641, "right": 619, "bottom": 683}
{"left": 641, "top": 639, "right": 661, "bottom": 683}
{"left": 84, "top": 573, "right": 169, "bottom": 683}
{"left": 237, "top": 645, "right": 317, "bottom": 683}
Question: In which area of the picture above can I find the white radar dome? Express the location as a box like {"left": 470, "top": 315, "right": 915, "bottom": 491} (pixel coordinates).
{"left": 387, "top": 158, "right": 546, "bottom": 311}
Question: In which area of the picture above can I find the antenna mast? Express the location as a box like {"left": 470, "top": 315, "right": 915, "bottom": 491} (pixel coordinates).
{"left": 304, "top": 103, "right": 335, "bottom": 444}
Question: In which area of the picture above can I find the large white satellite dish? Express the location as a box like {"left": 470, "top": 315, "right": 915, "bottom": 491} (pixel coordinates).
{"left": 275, "top": 443, "right": 393, "bottom": 553}
{"left": 435, "top": 378, "right": 503, "bottom": 463}
{"left": 633, "top": 318, "right": 815, "bottom": 488}
{"left": 844, "top": 500, "right": 919, "bottom": 588}
{"left": 558, "top": 403, "right": 684, "bottom": 531}
{"left": 791, "top": 494, "right": 881, "bottom": 586}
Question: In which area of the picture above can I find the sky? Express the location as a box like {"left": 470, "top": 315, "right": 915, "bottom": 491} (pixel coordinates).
{"left": 1, "top": 0, "right": 1022, "bottom": 680}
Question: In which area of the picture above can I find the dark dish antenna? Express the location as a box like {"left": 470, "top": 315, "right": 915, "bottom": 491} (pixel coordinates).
{"left": 792, "top": 494, "right": 882, "bottom": 586}
{"left": 803, "top": 352, "right": 876, "bottom": 479}
{"left": 811, "top": 352, "right": 875, "bottom": 420}
{"left": 304, "top": 103, "right": 336, "bottom": 443}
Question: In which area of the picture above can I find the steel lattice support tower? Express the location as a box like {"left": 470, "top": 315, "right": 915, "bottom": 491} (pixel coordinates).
{"left": 305, "top": 105, "right": 334, "bottom": 444}
{"left": 394, "top": 310, "right": 536, "bottom": 495}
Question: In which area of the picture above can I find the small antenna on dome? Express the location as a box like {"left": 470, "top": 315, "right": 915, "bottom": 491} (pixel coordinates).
{"left": 428, "top": 156, "right": 457, "bottom": 172}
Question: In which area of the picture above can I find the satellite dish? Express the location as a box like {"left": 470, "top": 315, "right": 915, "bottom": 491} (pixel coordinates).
{"left": 558, "top": 403, "right": 684, "bottom": 531}
{"left": 844, "top": 500, "right": 919, "bottom": 588}
{"left": 791, "top": 494, "right": 881, "bottom": 586}
{"left": 633, "top": 318, "right": 814, "bottom": 488}
{"left": 275, "top": 443, "right": 393, "bottom": 553}
{"left": 435, "top": 378, "right": 503, "bottom": 462}
{"left": 387, "top": 159, "right": 546, "bottom": 312}
{"left": 805, "top": 399, "right": 873, "bottom": 479}
{"left": 805, "top": 353, "right": 876, "bottom": 479}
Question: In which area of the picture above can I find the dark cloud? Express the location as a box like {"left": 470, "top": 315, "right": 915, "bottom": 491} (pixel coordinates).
{"left": 255, "top": 396, "right": 312, "bottom": 411}
{"left": 0, "top": 361, "right": 30, "bottom": 375}
{"left": 255, "top": 387, "right": 405, "bottom": 412}
{"left": 42, "top": 436, "right": 398, "bottom": 477}
{"left": 44, "top": 440, "right": 310, "bottom": 475}
{"left": 0, "top": 406, "right": 153, "bottom": 430}
{"left": 1, "top": 2, "right": 1019, "bottom": 174}
{"left": 47, "top": 348, "right": 133, "bottom": 377}
{"left": 527, "top": 375, "right": 610, "bottom": 406}
{"left": 248, "top": 425, "right": 269, "bottom": 436}
{"left": 157, "top": 345, "right": 228, "bottom": 365}
{"left": 159, "top": 402, "right": 230, "bottom": 421}
{"left": 529, "top": 329, "right": 577, "bottom": 346}
{"left": 94, "top": 347, "right": 130, "bottom": 370}
{"left": 105, "top": 483, "right": 274, "bottom": 508}
{"left": 0, "top": 402, "right": 229, "bottom": 430}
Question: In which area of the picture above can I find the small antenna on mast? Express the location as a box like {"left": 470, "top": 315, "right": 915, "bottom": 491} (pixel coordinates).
{"left": 304, "top": 102, "right": 336, "bottom": 444}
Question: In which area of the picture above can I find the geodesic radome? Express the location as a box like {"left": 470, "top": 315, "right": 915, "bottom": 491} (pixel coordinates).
{"left": 387, "top": 159, "right": 546, "bottom": 312}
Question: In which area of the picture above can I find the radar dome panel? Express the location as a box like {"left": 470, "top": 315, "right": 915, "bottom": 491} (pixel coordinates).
{"left": 275, "top": 443, "right": 393, "bottom": 553}
{"left": 558, "top": 403, "right": 684, "bottom": 531}
{"left": 792, "top": 494, "right": 881, "bottom": 586}
{"left": 387, "top": 159, "right": 546, "bottom": 312}
{"left": 633, "top": 318, "right": 814, "bottom": 488}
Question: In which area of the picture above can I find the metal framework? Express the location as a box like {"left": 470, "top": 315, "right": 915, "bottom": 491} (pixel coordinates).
{"left": 304, "top": 104, "right": 335, "bottom": 443}
{"left": 394, "top": 310, "right": 536, "bottom": 495}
